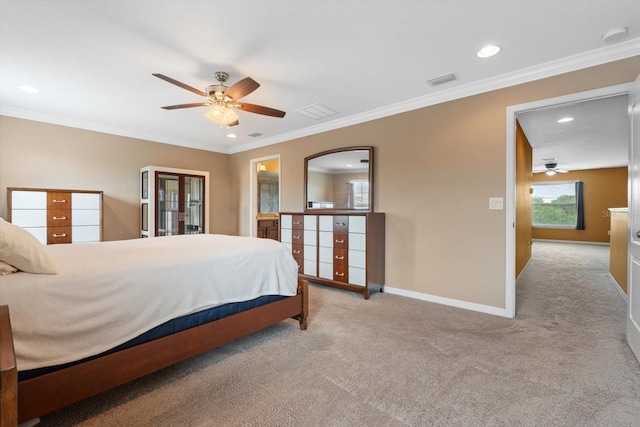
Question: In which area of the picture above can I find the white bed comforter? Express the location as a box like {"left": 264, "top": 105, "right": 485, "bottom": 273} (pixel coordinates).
{"left": 0, "top": 234, "right": 298, "bottom": 371}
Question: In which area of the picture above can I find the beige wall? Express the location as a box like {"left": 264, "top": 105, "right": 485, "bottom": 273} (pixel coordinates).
{"left": 0, "top": 117, "right": 232, "bottom": 240}
{"left": 532, "top": 167, "right": 627, "bottom": 243}
{"left": 230, "top": 56, "right": 640, "bottom": 310}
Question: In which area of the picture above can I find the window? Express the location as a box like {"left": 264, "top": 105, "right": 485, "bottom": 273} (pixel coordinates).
{"left": 350, "top": 180, "right": 369, "bottom": 210}
{"left": 532, "top": 181, "right": 580, "bottom": 228}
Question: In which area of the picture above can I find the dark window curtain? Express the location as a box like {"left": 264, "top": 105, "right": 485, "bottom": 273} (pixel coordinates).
{"left": 576, "top": 181, "right": 585, "bottom": 230}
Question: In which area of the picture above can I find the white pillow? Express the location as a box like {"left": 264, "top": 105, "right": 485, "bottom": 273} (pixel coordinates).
{"left": 0, "top": 260, "right": 18, "bottom": 275}
{"left": 0, "top": 218, "right": 58, "bottom": 274}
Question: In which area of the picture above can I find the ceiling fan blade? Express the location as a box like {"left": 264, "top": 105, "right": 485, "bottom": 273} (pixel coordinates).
{"left": 153, "top": 73, "right": 206, "bottom": 97}
{"left": 224, "top": 77, "right": 260, "bottom": 101}
{"left": 228, "top": 119, "right": 239, "bottom": 127}
{"left": 236, "top": 102, "right": 286, "bottom": 118}
{"left": 161, "top": 102, "right": 210, "bottom": 110}
{"left": 557, "top": 170, "right": 569, "bottom": 173}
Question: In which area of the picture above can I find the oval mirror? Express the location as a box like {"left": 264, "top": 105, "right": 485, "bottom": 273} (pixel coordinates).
{"left": 304, "top": 146, "right": 374, "bottom": 213}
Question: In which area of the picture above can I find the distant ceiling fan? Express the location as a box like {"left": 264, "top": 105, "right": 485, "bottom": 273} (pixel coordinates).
{"left": 152, "top": 72, "right": 286, "bottom": 127}
{"left": 544, "top": 162, "right": 568, "bottom": 176}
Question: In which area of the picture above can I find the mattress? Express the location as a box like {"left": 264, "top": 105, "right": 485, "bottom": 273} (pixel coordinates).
{"left": 0, "top": 234, "right": 298, "bottom": 371}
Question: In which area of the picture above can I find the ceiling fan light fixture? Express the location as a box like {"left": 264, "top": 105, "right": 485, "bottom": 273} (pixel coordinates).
{"left": 545, "top": 170, "right": 556, "bottom": 176}
{"left": 477, "top": 45, "right": 501, "bottom": 58}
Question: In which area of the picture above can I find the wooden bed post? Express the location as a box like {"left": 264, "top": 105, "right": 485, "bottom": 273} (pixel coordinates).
{"left": 0, "top": 305, "right": 18, "bottom": 427}
{"left": 296, "top": 279, "right": 309, "bottom": 330}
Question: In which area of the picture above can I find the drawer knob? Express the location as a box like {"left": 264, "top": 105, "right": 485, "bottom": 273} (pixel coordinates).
{"left": 52, "top": 216, "right": 67, "bottom": 220}
{"left": 293, "top": 221, "right": 302, "bottom": 225}
{"left": 335, "top": 272, "right": 345, "bottom": 277}
{"left": 336, "top": 222, "right": 346, "bottom": 226}
{"left": 293, "top": 235, "right": 301, "bottom": 239}
{"left": 335, "top": 239, "right": 345, "bottom": 243}
{"left": 293, "top": 249, "right": 301, "bottom": 254}
{"left": 53, "top": 233, "right": 67, "bottom": 238}
{"left": 52, "top": 199, "right": 67, "bottom": 203}
{"left": 335, "top": 255, "right": 344, "bottom": 260}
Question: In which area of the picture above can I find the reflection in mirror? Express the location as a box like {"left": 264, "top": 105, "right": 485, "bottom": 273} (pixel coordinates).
{"left": 257, "top": 159, "right": 279, "bottom": 214}
{"left": 305, "top": 146, "right": 373, "bottom": 212}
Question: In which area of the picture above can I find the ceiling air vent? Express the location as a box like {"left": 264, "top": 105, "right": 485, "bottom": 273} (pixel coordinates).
{"left": 296, "top": 103, "right": 337, "bottom": 120}
{"left": 247, "top": 132, "right": 263, "bottom": 137}
{"left": 427, "top": 73, "right": 457, "bottom": 86}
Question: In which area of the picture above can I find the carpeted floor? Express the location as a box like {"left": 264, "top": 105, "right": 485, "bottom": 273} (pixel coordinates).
{"left": 37, "top": 241, "right": 640, "bottom": 426}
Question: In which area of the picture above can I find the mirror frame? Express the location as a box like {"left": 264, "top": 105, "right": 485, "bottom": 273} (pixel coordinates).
{"left": 304, "top": 146, "right": 374, "bottom": 213}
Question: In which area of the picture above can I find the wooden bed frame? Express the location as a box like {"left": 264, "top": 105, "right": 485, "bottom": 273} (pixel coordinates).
{"left": 0, "top": 279, "right": 308, "bottom": 426}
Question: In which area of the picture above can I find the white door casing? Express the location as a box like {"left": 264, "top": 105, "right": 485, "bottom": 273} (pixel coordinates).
{"left": 627, "top": 73, "right": 640, "bottom": 363}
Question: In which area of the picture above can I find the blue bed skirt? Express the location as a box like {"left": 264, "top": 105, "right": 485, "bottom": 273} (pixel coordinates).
{"left": 19, "top": 294, "right": 287, "bottom": 381}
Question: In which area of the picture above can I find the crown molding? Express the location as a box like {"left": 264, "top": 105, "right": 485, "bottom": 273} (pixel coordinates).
{"left": 230, "top": 39, "right": 640, "bottom": 154}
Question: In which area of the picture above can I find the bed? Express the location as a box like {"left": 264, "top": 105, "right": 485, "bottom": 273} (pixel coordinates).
{"left": 0, "top": 224, "right": 308, "bottom": 425}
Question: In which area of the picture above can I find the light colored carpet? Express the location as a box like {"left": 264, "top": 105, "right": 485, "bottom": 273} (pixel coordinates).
{"left": 38, "top": 241, "right": 640, "bottom": 426}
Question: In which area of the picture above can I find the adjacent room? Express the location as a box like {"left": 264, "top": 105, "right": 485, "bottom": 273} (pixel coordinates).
{"left": 1, "top": 1, "right": 639, "bottom": 425}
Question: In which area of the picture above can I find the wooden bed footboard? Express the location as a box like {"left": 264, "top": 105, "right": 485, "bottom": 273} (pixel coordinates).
{"left": 0, "top": 279, "right": 308, "bottom": 425}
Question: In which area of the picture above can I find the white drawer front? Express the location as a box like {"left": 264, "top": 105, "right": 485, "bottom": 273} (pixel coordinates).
{"left": 11, "top": 210, "right": 47, "bottom": 227}
{"left": 280, "top": 215, "right": 292, "bottom": 228}
{"left": 348, "top": 249, "right": 366, "bottom": 268}
{"left": 72, "top": 226, "right": 101, "bottom": 243}
{"left": 72, "top": 209, "right": 100, "bottom": 226}
{"left": 348, "top": 216, "right": 366, "bottom": 233}
{"left": 319, "top": 231, "right": 333, "bottom": 248}
{"left": 303, "top": 229, "right": 317, "bottom": 246}
{"left": 24, "top": 227, "right": 47, "bottom": 245}
{"left": 349, "top": 267, "right": 366, "bottom": 286}
{"left": 303, "top": 259, "right": 317, "bottom": 276}
{"left": 319, "top": 246, "right": 334, "bottom": 263}
{"left": 11, "top": 191, "right": 46, "bottom": 209}
{"left": 304, "top": 215, "right": 317, "bottom": 230}
{"left": 349, "top": 233, "right": 366, "bottom": 251}
{"left": 319, "top": 216, "right": 333, "bottom": 231}
{"left": 72, "top": 193, "right": 100, "bottom": 209}
{"left": 319, "top": 262, "right": 333, "bottom": 279}
{"left": 303, "top": 244, "right": 317, "bottom": 261}
{"left": 280, "top": 228, "right": 292, "bottom": 243}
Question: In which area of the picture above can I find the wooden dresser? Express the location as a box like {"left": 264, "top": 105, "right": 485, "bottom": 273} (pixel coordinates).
{"left": 7, "top": 188, "right": 103, "bottom": 245}
{"left": 279, "top": 212, "right": 384, "bottom": 299}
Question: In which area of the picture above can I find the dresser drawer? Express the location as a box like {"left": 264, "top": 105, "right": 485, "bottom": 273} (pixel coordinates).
{"left": 291, "top": 215, "right": 304, "bottom": 230}
{"left": 48, "top": 210, "right": 71, "bottom": 227}
{"left": 11, "top": 191, "right": 46, "bottom": 209}
{"left": 48, "top": 226, "right": 72, "bottom": 244}
{"left": 333, "top": 264, "right": 349, "bottom": 283}
{"left": 47, "top": 192, "right": 72, "bottom": 210}
{"left": 333, "top": 232, "right": 348, "bottom": 249}
{"left": 11, "top": 210, "right": 47, "bottom": 227}
{"left": 72, "top": 225, "right": 101, "bottom": 243}
{"left": 333, "top": 216, "right": 349, "bottom": 233}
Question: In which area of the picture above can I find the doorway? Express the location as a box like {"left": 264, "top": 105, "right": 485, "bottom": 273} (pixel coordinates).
{"left": 506, "top": 82, "right": 634, "bottom": 318}
{"left": 249, "top": 155, "right": 281, "bottom": 237}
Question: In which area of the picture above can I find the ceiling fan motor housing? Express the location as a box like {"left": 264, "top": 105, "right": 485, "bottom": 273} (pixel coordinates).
{"left": 545, "top": 162, "right": 558, "bottom": 169}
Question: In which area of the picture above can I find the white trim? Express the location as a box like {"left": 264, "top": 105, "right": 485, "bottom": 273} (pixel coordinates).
{"left": 249, "top": 154, "right": 281, "bottom": 237}
{"left": 608, "top": 273, "right": 629, "bottom": 302}
{"left": 506, "top": 83, "right": 632, "bottom": 320}
{"left": 384, "top": 286, "right": 508, "bottom": 318}
{"left": 532, "top": 238, "right": 609, "bottom": 246}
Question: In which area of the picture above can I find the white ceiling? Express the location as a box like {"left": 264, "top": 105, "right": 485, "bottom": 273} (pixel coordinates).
{"left": 1, "top": 1, "right": 639, "bottom": 155}
{"left": 518, "top": 94, "right": 630, "bottom": 173}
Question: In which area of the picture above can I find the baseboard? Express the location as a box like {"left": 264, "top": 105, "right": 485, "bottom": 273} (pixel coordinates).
{"left": 383, "top": 286, "right": 508, "bottom": 318}
{"left": 532, "top": 238, "right": 609, "bottom": 246}
{"left": 607, "top": 273, "right": 628, "bottom": 302}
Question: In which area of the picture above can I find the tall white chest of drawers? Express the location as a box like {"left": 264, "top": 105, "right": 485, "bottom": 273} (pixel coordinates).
{"left": 280, "top": 212, "right": 385, "bottom": 299}
{"left": 7, "top": 188, "right": 103, "bottom": 245}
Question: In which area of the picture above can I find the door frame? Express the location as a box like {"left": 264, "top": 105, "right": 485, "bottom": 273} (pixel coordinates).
{"left": 505, "top": 82, "right": 633, "bottom": 318}
{"left": 249, "top": 154, "right": 281, "bottom": 237}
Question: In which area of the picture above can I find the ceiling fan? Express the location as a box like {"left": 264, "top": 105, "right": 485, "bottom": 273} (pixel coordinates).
{"left": 544, "top": 162, "right": 568, "bottom": 175}
{"left": 152, "top": 72, "right": 286, "bottom": 127}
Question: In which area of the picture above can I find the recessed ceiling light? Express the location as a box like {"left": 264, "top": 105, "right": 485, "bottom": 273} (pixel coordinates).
{"left": 18, "top": 85, "right": 40, "bottom": 94}
{"left": 346, "top": 164, "right": 353, "bottom": 167}
{"left": 476, "top": 45, "right": 501, "bottom": 58}
{"left": 227, "top": 133, "right": 237, "bottom": 138}
{"left": 602, "top": 27, "right": 628, "bottom": 44}
{"left": 557, "top": 117, "right": 574, "bottom": 123}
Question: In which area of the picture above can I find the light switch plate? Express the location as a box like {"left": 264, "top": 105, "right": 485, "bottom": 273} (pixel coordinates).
{"left": 489, "top": 197, "right": 504, "bottom": 210}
